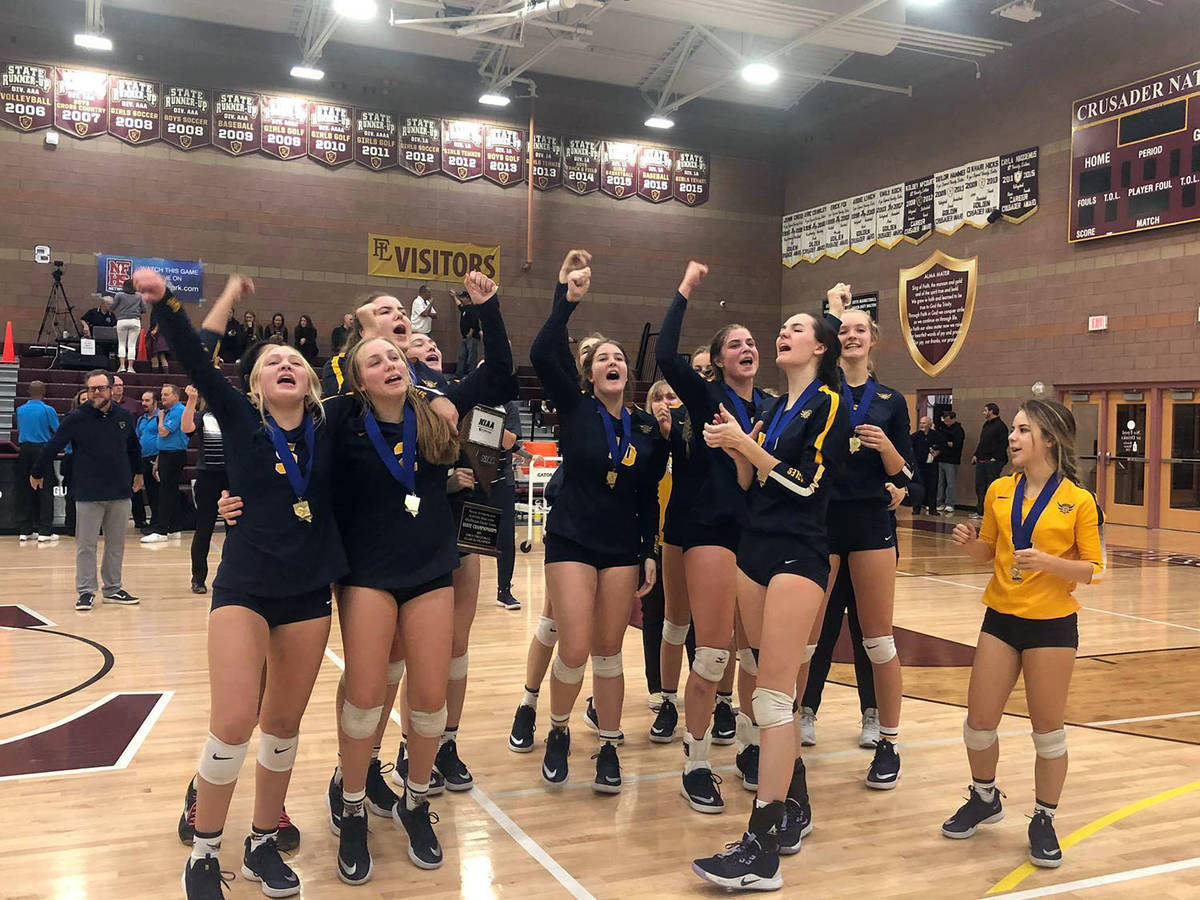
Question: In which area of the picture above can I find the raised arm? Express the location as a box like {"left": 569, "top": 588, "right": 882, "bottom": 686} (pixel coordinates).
{"left": 442, "top": 272, "right": 515, "bottom": 410}
{"left": 181, "top": 385, "right": 199, "bottom": 434}
{"left": 656, "top": 261, "right": 715, "bottom": 419}
{"left": 530, "top": 254, "right": 591, "bottom": 412}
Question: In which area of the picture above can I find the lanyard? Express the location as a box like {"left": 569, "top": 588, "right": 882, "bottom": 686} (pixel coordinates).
{"left": 266, "top": 413, "right": 315, "bottom": 500}
{"left": 723, "top": 385, "right": 763, "bottom": 434}
{"left": 762, "top": 379, "right": 822, "bottom": 454}
{"left": 363, "top": 405, "right": 417, "bottom": 494}
{"left": 1011, "top": 473, "right": 1062, "bottom": 550}
{"left": 595, "top": 398, "right": 632, "bottom": 471}
{"left": 841, "top": 377, "right": 877, "bottom": 429}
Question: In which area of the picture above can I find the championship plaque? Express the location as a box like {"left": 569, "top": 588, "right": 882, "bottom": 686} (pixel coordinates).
{"left": 456, "top": 405, "right": 506, "bottom": 556}
{"left": 898, "top": 250, "right": 977, "bottom": 378}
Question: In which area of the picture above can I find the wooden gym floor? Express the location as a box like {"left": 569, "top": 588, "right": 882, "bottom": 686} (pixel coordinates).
{"left": 3, "top": 512, "right": 1200, "bottom": 899}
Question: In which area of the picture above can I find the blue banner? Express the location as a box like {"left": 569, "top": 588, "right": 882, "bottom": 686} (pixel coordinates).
{"left": 97, "top": 254, "right": 204, "bottom": 303}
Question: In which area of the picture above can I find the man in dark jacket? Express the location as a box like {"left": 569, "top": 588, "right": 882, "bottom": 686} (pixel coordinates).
{"left": 457, "top": 290, "right": 481, "bottom": 374}
{"left": 937, "top": 410, "right": 965, "bottom": 513}
{"left": 972, "top": 402, "right": 1008, "bottom": 517}
{"left": 910, "top": 415, "right": 939, "bottom": 515}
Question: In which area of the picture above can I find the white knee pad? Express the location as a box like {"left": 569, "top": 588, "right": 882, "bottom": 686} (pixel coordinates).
{"left": 341, "top": 701, "right": 383, "bottom": 740}
{"left": 448, "top": 652, "right": 469, "bottom": 681}
{"left": 751, "top": 687, "right": 794, "bottom": 731}
{"left": 197, "top": 733, "right": 249, "bottom": 786}
{"left": 410, "top": 704, "right": 448, "bottom": 738}
{"left": 802, "top": 643, "right": 817, "bottom": 664}
{"left": 386, "top": 660, "right": 406, "bottom": 685}
{"left": 963, "top": 721, "right": 998, "bottom": 752}
{"left": 257, "top": 732, "right": 298, "bottom": 773}
{"left": 552, "top": 655, "right": 586, "bottom": 685}
{"left": 591, "top": 652, "right": 623, "bottom": 679}
{"left": 1032, "top": 728, "right": 1067, "bottom": 760}
{"left": 535, "top": 616, "right": 558, "bottom": 648}
{"left": 863, "top": 635, "right": 897, "bottom": 665}
{"left": 662, "top": 619, "right": 690, "bottom": 646}
{"left": 737, "top": 647, "right": 759, "bottom": 675}
{"left": 692, "top": 646, "right": 729, "bottom": 683}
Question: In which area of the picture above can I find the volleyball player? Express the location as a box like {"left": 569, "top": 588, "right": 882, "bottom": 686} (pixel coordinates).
{"left": 692, "top": 305, "right": 848, "bottom": 890}
{"left": 135, "top": 270, "right": 344, "bottom": 900}
{"left": 943, "top": 399, "right": 1103, "bottom": 869}
{"left": 528, "top": 250, "right": 667, "bottom": 792}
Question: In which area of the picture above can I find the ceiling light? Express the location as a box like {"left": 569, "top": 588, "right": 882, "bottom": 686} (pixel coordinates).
{"left": 740, "top": 62, "right": 779, "bottom": 86}
{"left": 991, "top": 0, "right": 1041, "bottom": 21}
{"left": 290, "top": 64, "right": 325, "bottom": 80}
{"left": 908, "top": 0, "right": 944, "bottom": 6}
{"left": 74, "top": 33, "right": 113, "bottom": 52}
{"left": 644, "top": 115, "right": 675, "bottom": 129}
{"left": 479, "top": 92, "right": 511, "bottom": 107}
{"left": 333, "top": 0, "right": 377, "bottom": 20}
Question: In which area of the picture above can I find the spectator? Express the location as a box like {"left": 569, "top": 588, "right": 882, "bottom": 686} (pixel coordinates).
{"left": 142, "top": 383, "right": 186, "bottom": 542}
{"left": 264, "top": 312, "right": 288, "bottom": 343}
{"left": 145, "top": 308, "right": 171, "bottom": 373}
{"left": 181, "top": 384, "right": 226, "bottom": 594}
{"left": 910, "top": 415, "right": 939, "bottom": 515}
{"left": 112, "top": 279, "right": 145, "bottom": 373}
{"left": 293, "top": 314, "right": 319, "bottom": 364}
{"left": 411, "top": 284, "right": 437, "bottom": 335}
{"left": 111, "top": 375, "right": 140, "bottom": 416}
{"left": 16, "top": 380, "right": 59, "bottom": 542}
{"left": 937, "top": 409, "right": 966, "bottom": 514}
{"left": 221, "top": 311, "right": 247, "bottom": 363}
{"left": 134, "top": 390, "right": 159, "bottom": 531}
{"left": 330, "top": 312, "right": 353, "bottom": 355}
{"left": 242, "top": 310, "right": 260, "bottom": 345}
{"left": 972, "top": 402, "right": 1008, "bottom": 519}
{"left": 31, "top": 370, "right": 142, "bottom": 611}
{"left": 80, "top": 296, "right": 116, "bottom": 335}
{"left": 457, "top": 289, "right": 481, "bottom": 373}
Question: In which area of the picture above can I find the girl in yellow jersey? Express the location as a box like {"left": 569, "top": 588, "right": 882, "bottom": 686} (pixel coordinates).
{"left": 944, "top": 399, "right": 1105, "bottom": 870}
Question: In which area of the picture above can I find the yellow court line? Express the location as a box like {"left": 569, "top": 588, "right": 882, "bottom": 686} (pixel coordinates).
{"left": 987, "top": 778, "right": 1200, "bottom": 894}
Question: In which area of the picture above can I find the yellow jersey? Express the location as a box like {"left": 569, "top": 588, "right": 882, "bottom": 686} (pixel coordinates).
{"left": 978, "top": 474, "right": 1105, "bottom": 619}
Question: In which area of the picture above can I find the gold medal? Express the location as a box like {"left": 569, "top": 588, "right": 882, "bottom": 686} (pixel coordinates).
{"left": 405, "top": 494, "right": 421, "bottom": 517}
{"left": 293, "top": 500, "right": 312, "bottom": 523}
{"left": 606, "top": 470, "right": 618, "bottom": 488}
{"left": 1010, "top": 564, "right": 1022, "bottom": 582}
{"left": 849, "top": 436, "right": 862, "bottom": 453}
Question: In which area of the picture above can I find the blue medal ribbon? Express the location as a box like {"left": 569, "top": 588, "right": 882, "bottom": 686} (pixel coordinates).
{"left": 266, "top": 413, "right": 315, "bottom": 501}
{"left": 1010, "top": 472, "right": 1062, "bottom": 551}
{"left": 595, "top": 398, "right": 632, "bottom": 477}
{"left": 363, "top": 405, "right": 417, "bottom": 493}
{"left": 841, "top": 377, "right": 878, "bottom": 430}
{"left": 723, "top": 385, "right": 764, "bottom": 434}
{"left": 761, "top": 379, "right": 823, "bottom": 454}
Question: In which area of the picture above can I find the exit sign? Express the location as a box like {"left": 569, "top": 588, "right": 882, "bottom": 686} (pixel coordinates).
{"left": 1088, "top": 315, "right": 1108, "bottom": 332}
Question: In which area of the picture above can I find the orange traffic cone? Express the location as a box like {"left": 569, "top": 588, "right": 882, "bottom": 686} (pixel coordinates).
{"left": 1, "top": 321, "right": 14, "bottom": 364}
{"left": 136, "top": 329, "right": 148, "bottom": 362}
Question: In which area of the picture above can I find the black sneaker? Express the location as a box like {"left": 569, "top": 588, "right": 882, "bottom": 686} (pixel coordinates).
{"left": 241, "top": 834, "right": 300, "bottom": 897}
{"left": 681, "top": 767, "right": 724, "bottom": 813}
{"left": 390, "top": 742, "right": 446, "bottom": 795}
{"left": 584, "top": 696, "right": 624, "bottom": 744}
{"left": 712, "top": 698, "right": 736, "bottom": 746}
{"left": 1028, "top": 811, "right": 1063, "bottom": 868}
{"left": 326, "top": 770, "right": 343, "bottom": 835}
{"left": 542, "top": 726, "right": 570, "bottom": 786}
{"left": 182, "top": 855, "right": 233, "bottom": 899}
{"left": 102, "top": 588, "right": 139, "bottom": 605}
{"left": 276, "top": 808, "right": 300, "bottom": 853}
{"left": 394, "top": 796, "right": 444, "bottom": 869}
{"left": 336, "top": 810, "right": 372, "bottom": 885}
{"left": 365, "top": 758, "right": 399, "bottom": 816}
{"left": 592, "top": 742, "right": 622, "bottom": 794}
{"left": 941, "top": 786, "right": 1004, "bottom": 839}
{"left": 434, "top": 739, "right": 474, "bottom": 791}
{"left": 691, "top": 803, "right": 784, "bottom": 892}
{"left": 509, "top": 704, "right": 536, "bottom": 753}
{"left": 191, "top": 581, "right": 208, "bottom": 594}
{"left": 865, "top": 738, "right": 901, "bottom": 790}
{"left": 178, "top": 777, "right": 198, "bottom": 843}
{"left": 496, "top": 591, "right": 521, "bottom": 610}
{"left": 76, "top": 591, "right": 94, "bottom": 611}
{"left": 778, "top": 798, "right": 813, "bottom": 856}
{"left": 735, "top": 743, "right": 760, "bottom": 792}
{"left": 649, "top": 698, "right": 678, "bottom": 744}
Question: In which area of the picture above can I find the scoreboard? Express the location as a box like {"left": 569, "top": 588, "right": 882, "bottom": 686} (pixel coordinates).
{"left": 1070, "top": 60, "right": 1200, "bottom": 243}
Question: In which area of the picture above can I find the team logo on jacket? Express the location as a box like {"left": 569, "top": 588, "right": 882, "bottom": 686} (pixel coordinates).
{"left": 119, "top": 421, "right": 127, "bottom": 428}
{"left": 800, "top": 409, "right": 812, "bottom": 419}
{"left": 639, "top": 423, "right": 652, "bottom": 434}
{"left": 423, "top": 379, "right": 439, "bottom": 388}
{"left": 877, "top": 392, "right": 893, "bottom": 400}
{"left": 1056, "top": 502, "right": 1075, "bottom": 513}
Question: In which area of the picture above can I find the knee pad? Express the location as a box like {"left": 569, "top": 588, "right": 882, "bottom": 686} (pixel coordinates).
{"left": 662, "top": 619, "right": 690, "bottom": 646}
{"left": 552, "top": 655, "right": 586, "bottom": 685}
{"left": 410, "top": 704, "right": 448, "bottom": 738}
{"left": 341, "top": 701, "right": 383, "bottom": 740}
{"left": 737, "top": 647, "right": 759, "bottom": 676}
{"left": 692, "top": 646, "right": 729, "bottom": 683}
{"left": 448, "top": 652, "right": 469, "bottom": 681}
{"left": 863, "top": 635, "right": 897, "bottom": 665}
{"left": 257, "top": 732, "right": 298, "bottom": 773}
{"left": 386, "top": 660, "right": 406, "bottom": 685}
{"left": 591, "top": 652, "right": 623, "bottom": 679}
{"left": 535, "top": 616, "right": 558, "bottom": 648}
{"left": 802, "top": 643, "right": 817, "bottom": 664}
{"left": 963, "top": 721, "right": 998, "bottom": 752}
{"left": 197, "top": 733, "right": 249, "bottom": 786}
{"left": 1032, "top": 728, "right": 1067, "bottom": 760}
{"left": 751, "top": 687, "right": 794, "bottom": 731}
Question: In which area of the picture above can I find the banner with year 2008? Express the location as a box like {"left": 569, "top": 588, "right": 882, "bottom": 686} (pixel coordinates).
{"left": 260, "top": 95, "right": 308, "bottom": 160}
{"left": 162, "top": 85, "right": 210, "bottom": 150}
{"left": 108, "top": 76, "right": 160, "bottom": 145}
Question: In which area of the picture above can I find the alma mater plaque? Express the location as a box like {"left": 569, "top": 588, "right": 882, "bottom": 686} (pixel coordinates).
{"left": 898, "top": 250, "right": 977, "bottom": 378}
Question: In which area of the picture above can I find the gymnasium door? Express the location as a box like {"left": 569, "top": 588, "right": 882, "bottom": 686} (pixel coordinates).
{"left": 1105, "top": 391, "right": 1149, "bottom": 527}
{"left": 1159, "top": 390, "right": 1200, "bottom": 531}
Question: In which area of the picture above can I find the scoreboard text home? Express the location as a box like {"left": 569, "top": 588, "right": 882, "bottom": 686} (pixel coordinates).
{"left": 1070, "top": 60, "right": 1200, "bottom": 243}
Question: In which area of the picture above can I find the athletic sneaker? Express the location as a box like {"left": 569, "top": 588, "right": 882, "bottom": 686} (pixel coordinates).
{"left": 75, "top": 591, "right": 94, "bottom": 611}
{"left": 37, "top": 533, "right": 59, "bottom": 543}
{"left": 182, "top": 855, "right": 233, "bottom": 900}
{"left": 592, "top": 742, "right": 622, "bottom": 794}
{"left": 798, "top": 707, "right": 817, "bottom": 746}
{"left": 509, "top": 704, "right": 536, "bottom": 753}
{"left": 584, "top": 696, "right": 625, "bottom": 744}
{"left": 192, "top": 581, "right": 208, "bottom": 594}
{"left": 102, "top": 589, "right": 139, "bottom": 605}
{"left": 327, "top": 770, "right": 344, "bottom": 834}
{"left": 941, "top": 785, "right": 1004, "bottom": 839}
{"left": 336, "top": 810, "right": 372, "bottom": 885}
{"left": 691, "top": 803, "right": 784, "bottom": 892}
{"left": 649, "top": 697, "right": 678, "bottom": 743}
{"left": 1028, "top": 811, "right": 1063, "bottom": 868}
{"left": 365, "top": 758, "right": 399, "bottom": 816}
{"left": 241, "top": 834, "right": 300, "bottom": 897}
{"left": 778, "top": 798, "right": 813, "bottom": 856}
{"left": 141, "top": 532, "right": 169, "bottom": 543}
{"left": 276, "top": 808, "right": 300, "bottom": 853}
{"left": 178, "top": 777, "right": 198, "bottom": 843}
{"left": 859, "top": 708, "right": 880, "bottom": 748}
{"left": 712, "top": 698, "right": 736, "bottom": 746}
{"left": 542, "top": 726, "right": 570, "bottom": 786}
{"left": 394, "top": 795, "right": 443, "bottom": 869}
{"left": 681, "top": 766, "right": 724, "bottom": 813}
{"left": 390, "top": 743, "right": 446, "bottom": 795}
{"left": 865, "top": 738, "right": 901, "bottom": 790}
{"left": 434, "top": 739, "right": 474, "bottom": 791}
{"left": 19, "top": 533, "right": 32, "bottom": 541}
{"left": 496, "top": 591, "right": 521, "bottom": 610}
{"left": 735, "top": 743, "right": 760, "bottom": 791}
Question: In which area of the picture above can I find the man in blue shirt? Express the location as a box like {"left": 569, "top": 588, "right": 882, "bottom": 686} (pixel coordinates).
{"left": 134, "top": 390, "right": 159, "bottom": 531}
{"left": 16, "top": 381, "right": 59, "bottom": 541}
{"left": 142, "top": 383, "right": 187, "bottom": 543}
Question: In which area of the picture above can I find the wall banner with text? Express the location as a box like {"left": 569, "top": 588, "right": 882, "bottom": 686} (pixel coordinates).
{"left": 368, "top": 234, "right": 500, "bottom": 285}
{"left": 98, "top": 254, "right": 204, "bottom": 303}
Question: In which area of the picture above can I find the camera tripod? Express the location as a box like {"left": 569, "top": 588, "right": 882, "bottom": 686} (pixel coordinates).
{"left": 36, "top": 262, "right": 81, "bottom": 344}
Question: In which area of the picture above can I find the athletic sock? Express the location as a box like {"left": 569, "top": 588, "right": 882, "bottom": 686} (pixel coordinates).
{"left": 371, "top": 745, "right": 381, "bottom": 761}
{"left": 191, "top": 829, "right": 222, "bottom": 861}
{"left": 550, "top": 713, "right": 570, "bottom": 730}
{"left": 1034, "top": 799, "right": 1057, "bottom": 819}
{"left": 406, "top": 779, "right": 429, "bottom": 811}
{"left": 716, "top": 690, "right": 733, "bottom": 707}
{"left": 521, "top": 687, "right": 539, "bottom": 709}
{"left": 973, "top": 777, "right": 997, "bottom": 803}
{"left": 880, "top": 724, "right": 899, "bottom": 746}
{"left": 440, "top": 726, "right": 458, "bottom": 747}
{"left": 343, "top": 788, "right": 366, "bottom": 818}
{"left": 662, "top": 689, "right": 679, "bottom": 706}
{"left": 249, "top": 825, "right": 277, "bottom": 852}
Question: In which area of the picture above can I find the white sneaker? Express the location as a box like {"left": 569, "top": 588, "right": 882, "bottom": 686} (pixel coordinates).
{"left": 799, "top": 706, "right": 817, "bottom": 746}
{"left": 37, "top": 534, "right": 59, "bottom": 543}
{"left": 860, "top": 708, "right": 880, "bottom": 748}
{"left": 19, "top": 534, "right": 33, "bottom": 541}
{"left": 168, "top": 532, "right": 182, "bottom": 540}
{"left": 141, "top": 532, "right": 169, "bottom": 544}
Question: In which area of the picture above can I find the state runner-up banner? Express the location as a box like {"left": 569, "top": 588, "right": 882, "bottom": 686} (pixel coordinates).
{"left": 368, "top": 234, "right": 500, "bottom": 286}
{"left": 98, "top": 254, "right": 204, "bottom": 303}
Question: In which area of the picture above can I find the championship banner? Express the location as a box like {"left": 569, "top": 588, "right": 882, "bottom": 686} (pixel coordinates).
{"left": 307, "top": 102, "right": 352, "bottom": 166}
{"left": 601, "top": 141, "right": 639, "bottom": 199}
{"left": 368, "top": 233, "right": 500, "bottom": 285}
{"left": 483, "top": 125, "right": 525, "bottom": 187}
{"left": 260, "top": 95, "right": 308, "bottom": 160}
{"left": 531, "top": 133, "right": 562, "bottom": 190}
{"left": 903, "top": 176, "right": 934, "bottom": 243}
{"left": 0, "top": 61, "right": 54, "bottom": 131}
{"left": 213, "top": 91, "right": 259, "bottom": 156}
{"left": 162, "top": 85, "right": 210, "bottom": 150}
{"left": 98, "top": 254, "right": 204, "bottom": 303}
{"left": 563, "top": 138, "right": 601, "bottom": 194}
{"left": 441, "top": 119, "right": 484, "bottom": 181}
{"left": 355, "top": 109, "right": 397, "bottom": 170}
{"left": 108, "top": 76, "right": 160, "bottom": 145}
{"left": 399, "top": 116, "right": 439, "bottom": 176}
{"left": 673, "top": 150, "right": 709, "bottom": 206}
{"left": 637, "top": 146, "right": 674, "bottom": 203}
{"left": 898, "top": 250, "right": 976, "bottom": 378}
{"left": 55, "top": 68, "right": 108, "bottom": 139}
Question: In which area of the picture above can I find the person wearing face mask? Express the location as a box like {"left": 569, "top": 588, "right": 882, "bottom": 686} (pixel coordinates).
{"left": 528, "top": 249, "right": 668, "bottom": 795}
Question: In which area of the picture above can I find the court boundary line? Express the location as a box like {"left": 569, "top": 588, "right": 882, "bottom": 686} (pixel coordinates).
{"left": 321, "top": 649, "right": 595, "bottom": 900}
{"left": 1086, "top": 709, "right": 1200, "bottom": 726}
{"left": 12, "top": 603, "right": 55, "bottom": 627}
{"left": 983, "top": 855, "right": 1200, "bottom": 898}
{"left": 0, "top": 626, "right": 116, "bottom": 720}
